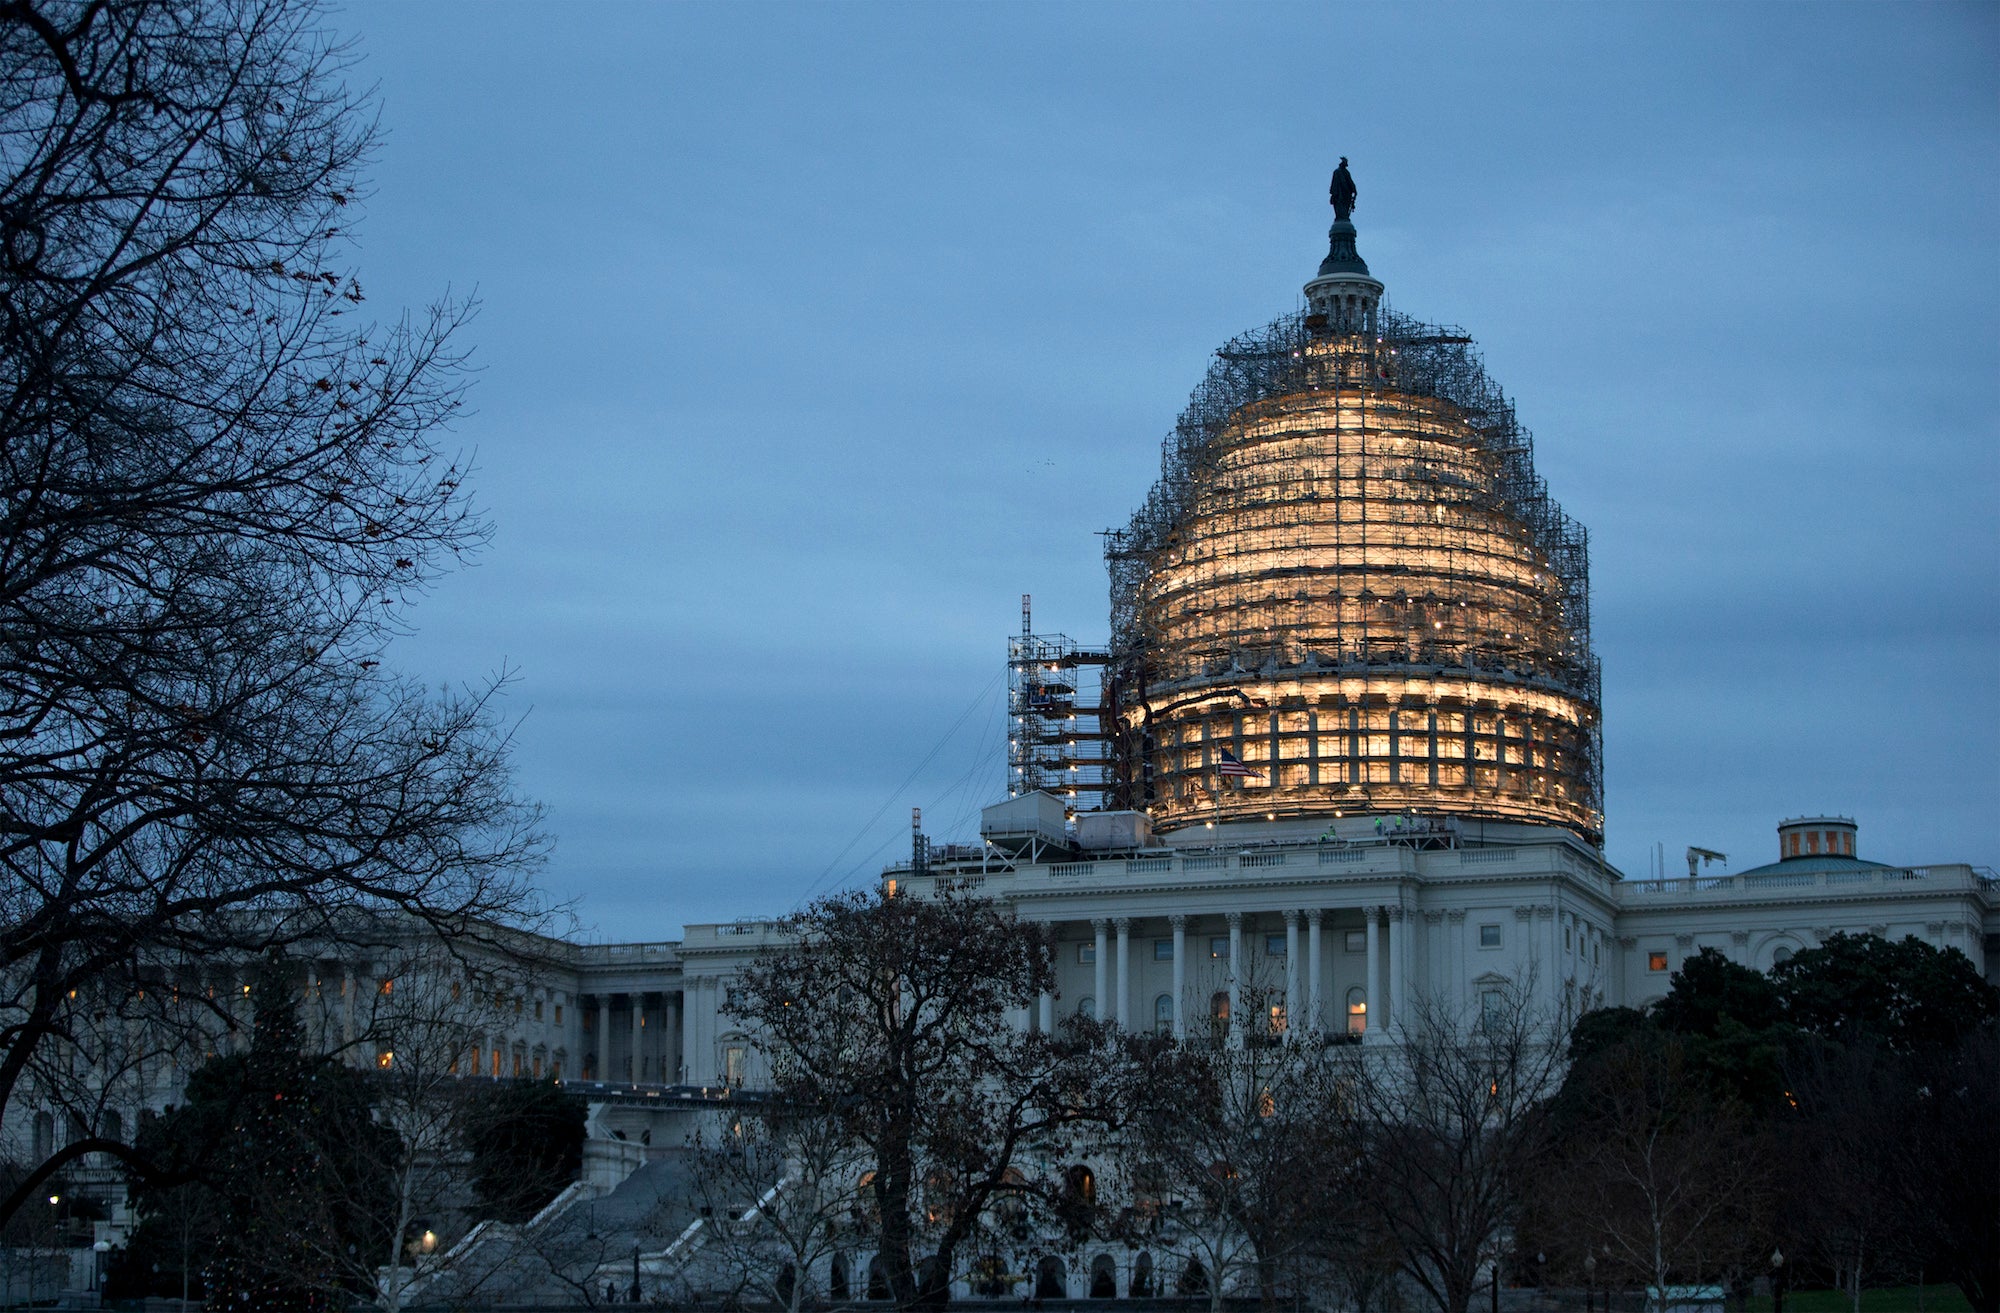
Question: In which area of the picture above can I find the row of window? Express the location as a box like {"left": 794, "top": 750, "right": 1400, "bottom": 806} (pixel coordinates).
{"left": 1076, "top": 921, "right": 1531, "bottom": 965}
{"left": 1071, "top": 989, "right": 1372, "bottom": 1036}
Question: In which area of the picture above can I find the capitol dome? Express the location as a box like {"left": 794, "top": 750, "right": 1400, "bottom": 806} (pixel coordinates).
{"left": 1104, "top": 169, "right": 1603, "bottom": 844}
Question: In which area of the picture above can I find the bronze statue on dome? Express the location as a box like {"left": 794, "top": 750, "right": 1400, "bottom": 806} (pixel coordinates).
{"left": 1329, "top": 157, "right": 1357, "bottom": 222}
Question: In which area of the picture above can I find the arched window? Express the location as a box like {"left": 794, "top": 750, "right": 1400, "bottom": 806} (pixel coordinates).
{"left": 1035, "top": 1255, "right": 1067, "bottom": 1299}
{"left": 1154, "top": 994, "right": 1174, "bottom": 1033}
{"left": 1210, "top": 991, "right": 1230, "bottom": 1027}
{"left": 831, "top": 1255, "right": 850, "bottom": 1301}
{"left": 867, "top": 1254, "right": 890, "bottom": 1300}
{"left": 1347, "top": 987, "right": 1367, "bottom": 1035}
{"left": 1179, "top": 1258, "right": 1209, "bottom": 1296}
{"left": 1090, "top": 1254, "right": 1117, "bottom": 1298}
{"left": 1773, "top": 946, "right": 1794, "bottom": 965}
{"left": 1130, "top": 1252, "right": 1155, "bottom": 1298}
{"left": 1077, "top": 996, "right": 1095, "bottom": 1020}
{"left": 1066, "top": 1164, "right": 1097, "bottom": 1206}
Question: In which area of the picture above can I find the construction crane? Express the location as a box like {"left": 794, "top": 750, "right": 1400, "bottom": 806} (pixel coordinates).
{"left": 1685, "top": 846, "right": 1728, "bottom": 879}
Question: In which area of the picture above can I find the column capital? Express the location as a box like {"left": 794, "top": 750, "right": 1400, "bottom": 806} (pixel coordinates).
{"left": 1114, "top": 917, "right": 1131, "bottom": 933}
{"left": 1447, "top": 908, "right": 1468, "bottom": 923}
{"left": 1091, "top": 917, "right": 1109, "bottom": 934}
{"left": 1388, "top": 905, "right": 1406, "bottom": 923}
{"left": 1305, "top": 908, "right": 1323, "bottom": 927}
{"left": 1169, "top": 914, "right": 1187, "bottom": 931}
{"left": 1364, "top": 904, "right": 1381, "bottom": 925}
{"left": 1283, "top": 909, "right": 1301, "bottom": 928}
{"left": 1226, "top": 910, "right": 1243, "bottom": 928}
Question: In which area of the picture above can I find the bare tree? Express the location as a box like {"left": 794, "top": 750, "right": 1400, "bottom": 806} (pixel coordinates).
{"left": 1329, "top": 979, "right": 1568, "bottom": 1313}
{"left": 684, "top": 1105, "right": 871, "bottom": 1313}
{"left": 1108, "top": 1032, "right": 1344, "bottom": 1310}
{"left": 301, "top": 938, "right": 532, "bottom": 1311}
{"left": 0, "top": 0, "right": 548, "bottom": 1225}
{"left": 1526, "top": 1034, "right": 1773, "bottom": 1313}
{"left": 733, "top": 888, "right": 1120, "bottom": 1311}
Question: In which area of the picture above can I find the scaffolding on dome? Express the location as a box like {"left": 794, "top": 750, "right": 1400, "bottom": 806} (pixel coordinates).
{"left": 1103, "top": 306, "right": 1604, "bottom": 844}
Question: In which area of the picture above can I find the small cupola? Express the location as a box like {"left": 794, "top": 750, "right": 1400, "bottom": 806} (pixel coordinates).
{"left": 1777, "top": 816, "right": 1857, "bottom": 861}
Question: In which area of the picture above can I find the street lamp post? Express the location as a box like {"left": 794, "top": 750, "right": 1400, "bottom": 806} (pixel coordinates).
{"left": 1585, "top": 1252, "right": 1598, "bottom": 1313}
{"left": 1771, "top": 1248, "right": 1787, "bottom": 1313}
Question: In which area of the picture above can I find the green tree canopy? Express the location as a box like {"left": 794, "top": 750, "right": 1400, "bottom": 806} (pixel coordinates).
{"left": 1773, "top": 933, "right": 1998, "bottom": 1052}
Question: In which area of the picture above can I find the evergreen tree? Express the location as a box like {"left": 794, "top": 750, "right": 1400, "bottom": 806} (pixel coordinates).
{"left": 123, "top": 966, "right": 395, "bottom": 1311}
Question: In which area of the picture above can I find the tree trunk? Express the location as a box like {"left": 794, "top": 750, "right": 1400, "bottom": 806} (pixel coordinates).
{"left": 381, "top": 1157, "right": 416, "bottom": 1311}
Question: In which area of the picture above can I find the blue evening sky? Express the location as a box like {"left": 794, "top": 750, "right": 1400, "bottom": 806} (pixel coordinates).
{"left": 343, "top": 2, "right": 1999, "bottom": 941}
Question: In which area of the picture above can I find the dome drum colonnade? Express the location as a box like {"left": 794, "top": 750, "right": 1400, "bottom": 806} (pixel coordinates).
{"left": 1105, "top": 196, "right": 1603, "bottom": 845}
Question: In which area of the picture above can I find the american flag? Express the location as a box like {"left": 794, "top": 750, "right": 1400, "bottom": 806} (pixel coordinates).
{"left": 1216, "top": 748, "right": 1264, "bottom": 780}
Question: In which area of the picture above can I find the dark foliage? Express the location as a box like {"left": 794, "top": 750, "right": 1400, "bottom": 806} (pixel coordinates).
{"left": 114, "top": 972, "right": 396, "bottom": 1310}
{"left": 461, "top": 1078, "right": 586, "bottom": 1224}
{"left": 1560, "top": 936, "right": 2000, "bottom": 1313}
{"left": 1773, "top": 933, "right": 1998, "bottom": 1053}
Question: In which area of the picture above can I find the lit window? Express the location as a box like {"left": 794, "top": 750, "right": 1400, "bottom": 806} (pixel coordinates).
{"left": 1153, "top": 939, "right": 1174, "bottom": 962}
{"left": 1209, "top": 937, "right": 1230, "bottom": 960}
{"left": 377, "top": 1051, "right": 394, "bottom": 1069}
{"left": 1479, "top": 924, "right": 1501, "bottom": 949}
{"left": 1346, "top": 988, "right": 1367, "bottom": 1035}
{"left": 1344, "top": 930, "right": 1365, "bottom": 953}
{"left": 1078, "top": 943, "right": 1095, "bottom": 966}
{"left": 1210, "top": 992, "right": 1230, "bottom": 1025}
{"left": 1647, "top": 951, "right": 1668, "bottom": 972}
{"left": 379, "top": 979, "right": 393, "bottom": 996}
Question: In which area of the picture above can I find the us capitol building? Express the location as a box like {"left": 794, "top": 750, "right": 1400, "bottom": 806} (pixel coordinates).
{"left": 21, "top": 166, "right": 1995, "bottom": 1300}
{"left": 408, "top": 164, "right": 1988, "bottom": 1138}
